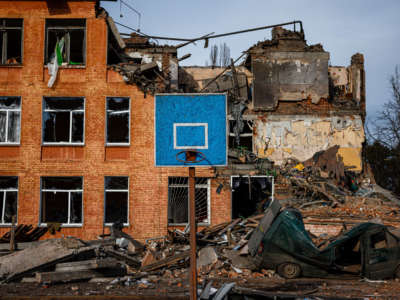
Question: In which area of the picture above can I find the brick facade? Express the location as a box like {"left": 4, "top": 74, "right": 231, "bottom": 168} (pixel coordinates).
{"left": 0, "top": 1, "right": 231, "bottom": 241}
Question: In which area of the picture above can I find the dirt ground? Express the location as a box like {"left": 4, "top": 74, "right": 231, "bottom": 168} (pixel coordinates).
{"left": 1, "top": 277, "right": 400, "bottom": 299}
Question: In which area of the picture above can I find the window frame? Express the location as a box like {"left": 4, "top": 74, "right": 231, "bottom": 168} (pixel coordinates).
{"left": 105, "top": 97, "right": 131, "bottom": 146}
{"left": 39, "top": 176, "right": 84, "bottom": 227}
{"left": 0, "top": 176, "right": 18, "bottom": 226}
{"left": 44, "top": 19, "right": 86, "bottom": 66}
{"left": 42, "top": 96, "right": 85, "bottom": 146}
{"left": 167, "top": 177, "right": 211, "bottom": 226}
{"left": 230, "top": 175, "right": 275, "bottom": 219}
{"left": 0, "top": 19, "right": 23, "bottom": 66}
{"left": 104, "top": 176, "right": 129, "bottom": 227}
{"left": 0, "top": 96, "right": 21, "bottom": 145}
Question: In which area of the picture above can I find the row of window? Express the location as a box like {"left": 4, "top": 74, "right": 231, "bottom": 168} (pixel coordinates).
{"left": 0, "top": 96, "right": 130, "bottom": 145}
{"left": 0, "top": 176, "right": 210, "bottom": 226}
{"left": 0, "top": 18, "right": 86, "bottom": 66}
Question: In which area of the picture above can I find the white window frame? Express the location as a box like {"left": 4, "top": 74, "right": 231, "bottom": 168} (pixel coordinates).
{"left": 42, "top": 97, "right": 85, "bottom": 146}
{"left": 40, "top": 177, "right": 83, "bottom": 227}
{"left": 0, "top": 96, "right": 21, "bottom": 145}
{"left": 230, "top": 175, "right": 275, "bottom": 218}
{"left": 105, "top": 97, "right": 131, "bottom": 146}
{"left": 104, "top": 176, "right": 129, "bottom": 227}
{"left": 168, "top": 177, "right": 211, "bottom": 226}
{"left": 0, "top": 176, "right": 18, "bottom": 226}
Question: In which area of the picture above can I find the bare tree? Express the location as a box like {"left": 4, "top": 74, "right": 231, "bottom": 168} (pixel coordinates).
{"left": 369, "top": 65, "right": 400, "bottom": 149}
{"left": 366, "top": 65, "right": 400, "bottom": 196}
{"left": 209, "top": 45, "right": 218, "bottom": 68}
{"left": 219, "top": 43, "right": 231, "bottom": 67}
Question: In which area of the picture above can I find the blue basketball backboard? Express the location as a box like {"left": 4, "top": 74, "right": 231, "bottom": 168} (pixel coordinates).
{"left": 155, "top": 94, "right": 227, "bottom": 167}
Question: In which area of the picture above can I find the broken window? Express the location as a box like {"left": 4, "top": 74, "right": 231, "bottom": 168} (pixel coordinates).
{"left": 106, "top": 97, "right": 130, "bottom": 145}
{"left": 231, "top": 176, "right": 274, "bottom": 219}
{"left": 229, "top": 118, "right": 253, "bottom": 150}
{"left": 0, "top": 19, "right": 23, "bottom": 65}
{"left": 0, "top": 176, "right": 18, "bottom": 225}
{"left": 40, "top": 177, "right": 83, "bottom": 225}
{"left": 168, "top": 177, "right": 210, "bottom": 225}
{"left": 43, "top": 97, "right": 84, "bottom": 145}
{"left": 104, "top": 176, "right": 129, "bottom": 226}
{"left": 45, "top": 19, "right": 85, "bottom": 65}
{"left": 0, "top": 97, "right": 21, "bottom": 144}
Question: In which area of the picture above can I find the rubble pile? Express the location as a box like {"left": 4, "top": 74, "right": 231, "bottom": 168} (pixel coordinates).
{"left": 273, "top": 146, "right": 400, "bottom": 217}
{"left": 0, "top": 217, "right": 283, "bottom": 288}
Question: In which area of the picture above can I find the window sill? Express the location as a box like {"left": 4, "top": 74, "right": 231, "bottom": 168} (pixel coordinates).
{"left": 42, "top": 143, "right": 85, "bottom": 147}
{"left": 168, "top": 223, "right": 210, "bottom": 227}
{"left": 0, "top": 143, "right": 20, "bottom": 146}
{"left": 106, "top": 143, "right": 130, "bottom": 147}
{"left": 0, "top": 64, "right": 23, "bottom": 68}
{"left": 44, "top": 64, "right": 86, "bottom": 69}
{"left": 39, "top": 223, "right": 83, "bottom": 228}
{"left": 104, "top": 223, "right": 129, "bottom": 227}
{"left": 0, "top": 223, "right": 17, "bottom": 227}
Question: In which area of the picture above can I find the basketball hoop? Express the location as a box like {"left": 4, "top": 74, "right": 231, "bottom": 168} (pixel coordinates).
{"left": 175, "top": 150, "right": 206, "bottom": 164}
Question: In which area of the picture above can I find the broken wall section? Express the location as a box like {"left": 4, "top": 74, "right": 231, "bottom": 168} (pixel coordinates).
{"left": 253, "top": 115, "right": 364, "bottom": 171}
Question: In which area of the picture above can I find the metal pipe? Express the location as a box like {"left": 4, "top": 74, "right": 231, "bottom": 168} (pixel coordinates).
{"left": 116, "top": 20, "right": 303, "bottom": 43}
{"left": 189, "top": 167, "right": 197, "bottom": 300}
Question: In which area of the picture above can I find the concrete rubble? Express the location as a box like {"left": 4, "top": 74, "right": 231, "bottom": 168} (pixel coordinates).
{"left": 0, "top": 149, "right": 398, "bottom": 298}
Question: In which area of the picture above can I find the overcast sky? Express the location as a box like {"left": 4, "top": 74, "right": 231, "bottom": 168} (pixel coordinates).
{"left": 101, "top": 0, "right": 400, "bottom": 119}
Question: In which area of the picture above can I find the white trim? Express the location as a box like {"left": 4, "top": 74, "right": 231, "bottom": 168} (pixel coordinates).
{"left": 0, "top": 186, "right": 18, "bottom": 225}
{"left": 173, "top": 123, "right": 208, "bottom": 150}
{"left": 0, "top": 97, "right": 21, "bottom": 144}
{"left": 42, "top": 97, "right": 85, "bottom": 145}
{"left": 167, "top": 177, "right": 211, "bottom": 226}
{"left": 39, "top": 177, "right": 83, "bottom": 226}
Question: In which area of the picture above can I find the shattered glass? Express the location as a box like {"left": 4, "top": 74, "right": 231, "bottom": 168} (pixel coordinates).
{"left": 41, "top": 191, "right": 68, "bottom": 223}
{"left": 0, "top": 111, "right": 6, "bottom": 142}
{"left": 43, "top": 98, "right": 84, "bottom": 143}
{"left": 4, "top": 191, "right": 17, "bottom": 223}
{"left": 7, "top": 111, "right": 20, "bottom": 142}
{"left": 42, "top": 177, "right": 82, "bottom": 190}
{"left": 70, "top": 192, "right": 82, "bottom": 223}
{"left": 106, "top": 97, "right": 130, "bottom": 144}
{"left": 105, "top": 176, "right": 128, "bottom": 190}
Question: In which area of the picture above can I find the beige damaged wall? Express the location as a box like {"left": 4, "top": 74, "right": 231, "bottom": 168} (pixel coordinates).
{"left": 254, "top": 115, "right": 364, "bottom": 171}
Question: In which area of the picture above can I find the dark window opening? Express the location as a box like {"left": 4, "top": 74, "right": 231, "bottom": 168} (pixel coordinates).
{"left": 107, "top": 27, "right": 126, "bottom": 65}
{"left": 104, "top": 176, "right": 128, "bottom": 225}
{"left": 229, "top": 119, "right": 253, "bottom": 150}
{"left": 231, "top": 176, "right": 273, "bottom": 219}
{"left": 0, "top": 96, "right": 21, "bottom": 144}
{"left": 106, "top": 97, "right": 130, "bottom": 144}
{"left": 40, "top": 177, "right": 83, "bottom": 225}
{"left": 0, "top": 19, "right": 23, "bottom": 65}
{"left": 43, "top": 97, "right": 84, "bottom": 144}
{"left": 0, "top": 176, "right": 18, "bottom": 224}
{"left": 168, "top": 177, "right": 209, "bottom": 225}
{"left": 45, "top": 19, "right": 85, "bottom": 65}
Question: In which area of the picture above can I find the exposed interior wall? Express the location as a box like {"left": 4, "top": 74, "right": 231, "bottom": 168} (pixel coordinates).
{"left": 254, "top": 115, "right": 364, "bottom": 171}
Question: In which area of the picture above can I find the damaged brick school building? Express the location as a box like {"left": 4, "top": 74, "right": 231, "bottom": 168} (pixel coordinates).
{"left": 0, "top": 0, "right": 365, "bottom": 241}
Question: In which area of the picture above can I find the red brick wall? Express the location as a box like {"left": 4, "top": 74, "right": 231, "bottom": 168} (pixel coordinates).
{"left": 0, "top": 1, "right": 232, "bottom": 241}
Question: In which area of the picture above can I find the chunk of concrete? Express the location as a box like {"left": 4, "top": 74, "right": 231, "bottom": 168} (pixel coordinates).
{"left": 197, "top": 247, "right": 218, "bottom": 269}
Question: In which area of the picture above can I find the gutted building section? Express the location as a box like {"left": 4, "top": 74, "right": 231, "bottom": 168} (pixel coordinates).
{"left": 180, "top": 26, "right": 366, "bottom": 173}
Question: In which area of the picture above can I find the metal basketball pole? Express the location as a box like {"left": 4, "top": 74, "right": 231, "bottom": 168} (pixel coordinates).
{"left": 189, "top": 166, "right": 197, "bottom": 300}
